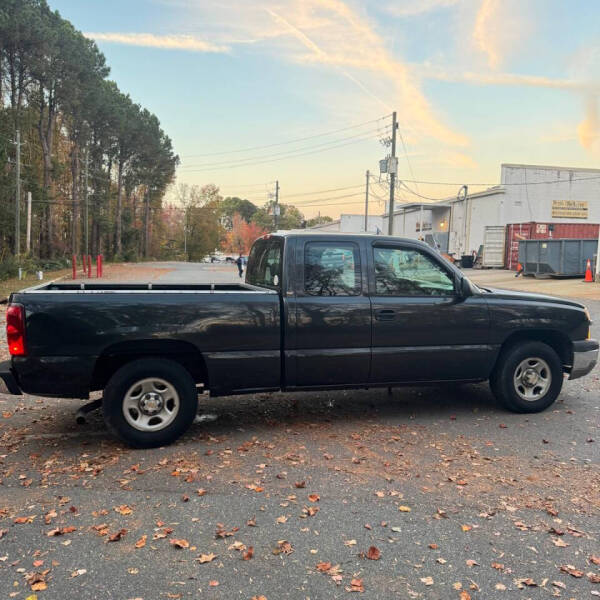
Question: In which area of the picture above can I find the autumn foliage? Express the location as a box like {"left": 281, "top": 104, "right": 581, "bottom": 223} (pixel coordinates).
{"left": 222, "top": 213, "right": 267, "bottom": 254}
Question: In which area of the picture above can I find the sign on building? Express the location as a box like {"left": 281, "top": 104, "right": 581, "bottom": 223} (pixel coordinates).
{"left": 551, "top": 200, "right": 588, "bottom": 219}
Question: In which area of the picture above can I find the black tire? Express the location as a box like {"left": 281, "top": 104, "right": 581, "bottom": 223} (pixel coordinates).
{"left": 490, "top": 341, "right": 563, "bottom": 413}
{"left": 103, "top": 358, "right": 198, "bottom": 448}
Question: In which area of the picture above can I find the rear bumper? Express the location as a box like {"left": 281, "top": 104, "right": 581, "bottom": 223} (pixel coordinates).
{"left": 0, "top": 360, "right": 22, "bottom": 395}
{"left": 569, "top": 339, "right": 599, "bottom": 380}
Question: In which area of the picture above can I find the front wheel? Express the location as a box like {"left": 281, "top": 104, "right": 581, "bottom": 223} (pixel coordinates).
{"left": 490, "top": 341, "right": 564, "bottom": 413}
{"left": 103, "top": 358, "right": 198, "bottom": 448}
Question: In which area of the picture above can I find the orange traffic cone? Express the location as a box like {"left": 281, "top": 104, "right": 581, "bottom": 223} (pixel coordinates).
{"left": 584, "top": 258, "right": 593, "bottom": 282}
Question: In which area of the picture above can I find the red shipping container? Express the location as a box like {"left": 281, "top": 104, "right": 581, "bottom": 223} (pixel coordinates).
{"left": 505, "top": 222, "right": 599, "bottom": 270}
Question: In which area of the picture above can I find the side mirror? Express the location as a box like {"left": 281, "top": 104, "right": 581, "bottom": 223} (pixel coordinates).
{"left": 459, "top": 277, "right": 472, "bottom": 298}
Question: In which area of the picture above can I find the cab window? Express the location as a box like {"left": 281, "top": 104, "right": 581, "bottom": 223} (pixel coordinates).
{"left": 305, "top": 242, "right": 361, "bottom": 296}
{"left": 373, "top": 246, "right": 455, "bottom": 296}
{"left": 246, "top": 238, "right": 282, "bottom": 290}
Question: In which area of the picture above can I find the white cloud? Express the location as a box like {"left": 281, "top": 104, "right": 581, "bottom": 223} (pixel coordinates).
{"left": 85, "top": 32, "right": 229, "bottom": 53}
{"left": 384, "top": 0, "right": 462, "bottom": 18}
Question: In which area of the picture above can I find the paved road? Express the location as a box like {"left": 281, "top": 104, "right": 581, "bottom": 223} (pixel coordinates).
{"left": 150, "top": 261, "right": 241, "bottom": 284}
{"left": 1, "top": 263, "right": 599, "bottom": 599}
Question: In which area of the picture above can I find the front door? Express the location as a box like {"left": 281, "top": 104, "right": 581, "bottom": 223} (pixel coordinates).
{"left": 291, "top": 239, "right": 371, "bottom": 387}
{"left": 369, "top": 243, "right": 492, "bottom": 383}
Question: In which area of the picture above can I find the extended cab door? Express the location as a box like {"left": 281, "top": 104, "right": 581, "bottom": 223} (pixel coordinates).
{"left": 286, "top": 237, "right": 371, "bottom": 388}
{"left": 369, "top": 241, "right": 492, "bottom": 383}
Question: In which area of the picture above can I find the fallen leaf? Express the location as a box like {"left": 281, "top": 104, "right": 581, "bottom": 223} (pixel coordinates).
{"left": 47, "top": 526, "right": 76, "bottom": 537}
{"left": 345, "top": 539, "right": 357, "bottom": 547}
{"left": 461, "top": 524, "right": 472, "bottom": 532}
{"left": 552, "top": 537, "right": 569, "bottom": 548}
{"left": 170, "top": 538, "right": 190, "bottom": 549}
{"left": 276, "top": 515, "right": 287, "bottom": 524}
{"left": 459, "top": 592, "right": 471, "bottom": 600}
{"left": 466, "top": 559, "right": 479, "bottom": 567}
{"left": 316, "top": 561, "right": 332, "bottom": 572}
{"left": 346, "top": 578, "right": 364, "bottom": 593}
{"left": 366, "top": 546, "right": 381, "bottom": 560}
{"left": 495, "top": 583, "right": 506, "bottom": 591}
{"left": 491, "top": 562, "right": 504, "bottom": 570}
{"left": 398, "top": 505, "right": 411, "bottom": 512}
{"left": 33, "top": 560, "right": 44, "bottom": 568}
{"left": 196, "top": 488, "right": 207, "bottom": 496}
{"left": 70, "top": 569, "right": 86, "bottom": 578}
{"left": 14, "top": 516, "right": 35, "bottom": 524}
{"left": 31, "top": 582, "right": 47, "bottom": 592}
{"left": 274, "top": 540, "right": 294, "bottom": 555}
{"left": 209, "top": 580, "right": 219, "bottom": 587}
{"left": 588, "top": 573, "right": 600, "bottom": 584}
{"left": 591, "top": 556, "right": 600, "bottom": 566}
{"left": 197, "top": 552, "right": 218, "bottom": 563}
{"left": 308, "top": 494, "right": 320, "bottom": 503}
{"left": 247, "top": 517, "right": 256, "bottom": 527}
{"left": 294, "top": 481, "right": 306, "bottom": 488}
{"left": 516, "top": 578, "right": 537, "bottom": 587}
{"left": 108, "top": 528, "right": 127, "bottom": 542}
{"left": 114, "top": 505, "right": 132, "bottom": 515}
{"left": 420, "top": 576, "right": 434, "bottom": 586}
{"left": 428, "top": 543, "right": 438, "bottom": 550}
{"left": 560, "top": 565, "right": 584, "bottom": 578}
{"left": 135, "top": 535, "right": 147, "bottom": 548}
{"left": 242, "top": 546, "right": 254, "bottom": 560}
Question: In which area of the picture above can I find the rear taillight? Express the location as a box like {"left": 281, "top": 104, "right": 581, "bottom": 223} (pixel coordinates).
{"left": 6, "top": 304, "right": 26, "bottom": 356}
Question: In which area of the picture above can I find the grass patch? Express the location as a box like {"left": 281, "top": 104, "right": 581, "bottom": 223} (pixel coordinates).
{"left": 0, "top": 269, "right": 70, "bottom": 302}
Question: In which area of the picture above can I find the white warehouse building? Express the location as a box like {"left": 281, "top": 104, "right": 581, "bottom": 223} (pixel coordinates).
{"left": 311, "top": 163, "right": 600, "bottom": 266}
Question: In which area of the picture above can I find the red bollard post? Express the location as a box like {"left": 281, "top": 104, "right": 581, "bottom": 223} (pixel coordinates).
{"left": 87, "top": 255, "right": 92, "bottom": 278}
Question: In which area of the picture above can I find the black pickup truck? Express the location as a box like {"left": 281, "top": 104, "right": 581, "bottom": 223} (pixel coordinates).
{"left": 1, "top": 232, "right": 598, "bottom": 447}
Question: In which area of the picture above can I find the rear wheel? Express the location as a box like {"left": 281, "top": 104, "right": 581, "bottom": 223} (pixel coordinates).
{"left": 103, "top": 358, "right": 198, "bottom": 448}
{"left": 490, "top": 341, "right": 564, "bottom": 413}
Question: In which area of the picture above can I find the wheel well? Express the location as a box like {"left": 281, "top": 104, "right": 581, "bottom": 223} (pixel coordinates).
{"left": 90, "top": 340, "right": 208, "bottom": 391}
{"left": 496, "top": 330, "right": 573, "bottom": 369}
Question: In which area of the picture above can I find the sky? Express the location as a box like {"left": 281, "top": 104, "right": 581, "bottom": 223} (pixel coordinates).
{"left": 52, "top": 0, "right": 600, "bottom": 218}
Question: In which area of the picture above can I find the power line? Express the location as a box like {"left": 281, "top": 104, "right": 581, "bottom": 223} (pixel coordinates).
{"left": 181, "top": 135, "right": 386, "bottom": 173}
{"left": 281, "top": 183, "right": 366, "bottom": 199}
{"left": 180, "top": 115, "right": 391, "bottom": 158}
{"left": 179, "top": 126, "right": 389, "bottom": 169}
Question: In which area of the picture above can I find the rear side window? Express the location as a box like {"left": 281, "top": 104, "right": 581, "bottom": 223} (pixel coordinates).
{"left": 246, "top": 238, "right": 282, "bottom": 290}
{"left": 304, "top": 242, "right": 361, "bottom": 296}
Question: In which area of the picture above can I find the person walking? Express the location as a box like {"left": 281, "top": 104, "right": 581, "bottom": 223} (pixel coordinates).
{"left": 235, "top": 253, "right": 244, "bottom": 278}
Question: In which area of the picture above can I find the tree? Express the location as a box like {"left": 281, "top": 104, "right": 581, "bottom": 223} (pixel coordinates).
{"left": 176, "top": 183, "right": 223, "bottom": 261}
{"left": 252, "top": 201, "right": 305, "bottom": 231}
{"left": 0, "top": 0, "right": 180, "bottom": 265}
{"left": 220, "top": 196, "right": 257, "bottom": 229}
{"left": 306, "top": 215, "right": 333, "bottom": 227}
{"left": 222, "top": 213, "right": 267, "bottom": 254}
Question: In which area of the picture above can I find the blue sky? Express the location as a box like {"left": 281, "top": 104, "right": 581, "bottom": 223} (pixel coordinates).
{"left": 52, "top": 0, "right": 600, "bottom": 217}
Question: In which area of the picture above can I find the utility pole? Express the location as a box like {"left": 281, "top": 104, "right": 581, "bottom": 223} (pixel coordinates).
{"left": 387, "top": 112, "right": 398, "bottom": 236}
{"left": 364, "top": 170, "right": 370, "bottom": 232}
{"left": 15, "top": 129, "right": 21, "bottom": 256}
{"left": 274, "top": 180, "right": 280, "bottom": 230}
{"left": 84, "top": 151, "right": 89, "bottom": 256}
{"left": 26, "top": 192, "right": 32, "bottom": 253}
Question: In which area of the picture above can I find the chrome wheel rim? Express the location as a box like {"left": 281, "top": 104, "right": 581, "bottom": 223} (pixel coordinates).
{"left": 122, "top": 378, "right": 180, "bottom": 432}
{"left": 513, "top": 357, "right": 551, "bottom": 401}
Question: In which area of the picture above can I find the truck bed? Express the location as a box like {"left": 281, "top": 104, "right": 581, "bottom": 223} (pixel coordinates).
{"left": 20, "top": 281, "right": 266, "bottom": 293}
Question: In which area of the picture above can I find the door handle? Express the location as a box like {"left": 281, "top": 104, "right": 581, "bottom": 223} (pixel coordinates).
{"left": 375, "top": 309, "right": 396, "bottom": 321}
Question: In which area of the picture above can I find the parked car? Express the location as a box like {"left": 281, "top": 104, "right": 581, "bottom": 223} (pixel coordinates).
{"left": 1, "top": 232, "right": 597, "bottom": 448}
